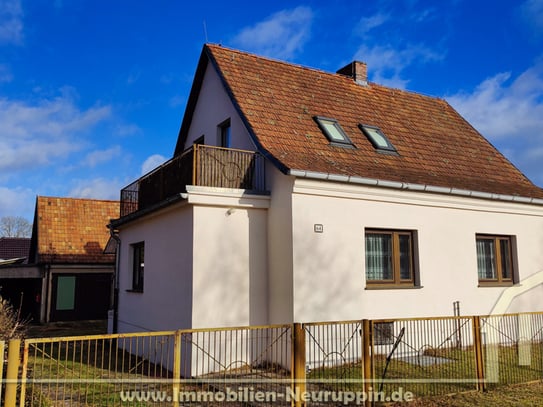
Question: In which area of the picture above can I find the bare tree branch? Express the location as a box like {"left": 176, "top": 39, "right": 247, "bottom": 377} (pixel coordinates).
{"left": 0, "top": 216, "right": 32, "bottom": 238}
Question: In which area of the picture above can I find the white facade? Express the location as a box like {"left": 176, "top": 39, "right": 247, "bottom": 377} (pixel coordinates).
{"left": 117, "top": 201, "right": 193, "bottom": 332}
{"left": 288, "top": 178, "right": 543, "bottom": 322}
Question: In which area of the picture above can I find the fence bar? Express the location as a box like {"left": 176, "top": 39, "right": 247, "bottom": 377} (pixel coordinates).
{"left": 293, "top": 323, "right": 306, "bottom": 407}
{"left": 5, "top": 339, "right": 21, "bottom": 407}
{"left": 172, "top": 330, "right": 181, "bottom": 407}
{"left": 0, "top": 341, "right": 4, "bottom": 403}
{"left": 473, "top": 316, "right": 486, "bottom": 391}
{"left": 362, "top": 319, "right": 372, "bottom": 407}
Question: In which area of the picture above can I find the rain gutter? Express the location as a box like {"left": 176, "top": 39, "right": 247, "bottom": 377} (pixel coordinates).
{"left": 288, "top": 169, "right": 543, "bottom": 206}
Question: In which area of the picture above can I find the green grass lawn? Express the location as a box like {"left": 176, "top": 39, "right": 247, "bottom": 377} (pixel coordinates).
{"left": 386, "top": 381, "right": 543, "bottom": 406}
{"left": 307, "top": 343, "right": 542, "bottom": 401}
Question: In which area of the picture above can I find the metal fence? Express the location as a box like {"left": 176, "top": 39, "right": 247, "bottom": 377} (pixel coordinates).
{"left": 2, "top": 312, "right": 543, "bottom": 406}
{"left": 21, "top": 331, "right": 177, "bottom": 406}
{"left": 120, "top": 145, "right": 267, "bottom": 217}
{"left": 304, "top": 319, "right": 364, "bottom": 399}
{"left": 0, "top": 340, "right": 4, "bottom": 404}
{"left": 194, "top": 145, "right": 266, "bottom": 192}
{"left": 370, "top": 316, "right": 478, "bottom": 397}
{"left": 17, "top": 325, "right": 292, "bottom": 407}
{"left": 481, "top": 312, "right": 543, "bottom": 388}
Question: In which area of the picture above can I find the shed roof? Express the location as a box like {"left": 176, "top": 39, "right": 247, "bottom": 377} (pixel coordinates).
{"left": 30, "top": 196, "right": 119, "bottom": 264}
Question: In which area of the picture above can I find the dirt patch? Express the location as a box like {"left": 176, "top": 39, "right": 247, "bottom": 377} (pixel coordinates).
{"left": 26, "top": 319, "right": 108, "bottom": 338}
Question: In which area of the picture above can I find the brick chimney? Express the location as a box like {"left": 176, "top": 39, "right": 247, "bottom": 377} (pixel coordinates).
{"left": 336, "top": 61, "right": 368, "bottom": 86}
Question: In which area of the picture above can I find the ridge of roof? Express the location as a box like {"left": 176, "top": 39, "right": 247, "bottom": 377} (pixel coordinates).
{"left": 205, "top": 43, "right": 450, "bottom": 103}
{"left": 36, "top": 195, "right": 119, "bottom": 204}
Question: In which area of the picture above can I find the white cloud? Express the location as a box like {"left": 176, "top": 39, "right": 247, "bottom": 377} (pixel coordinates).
{"left": 351, "top": 6, "right": 445, "bottom": 89}
{"left": 0, "top": 186, "right": 34, "bottom": 220}
{"left": 0, "top": 91, "right": 112, "bottom": 172}
{"left": 354, "top": 43, "right": 443, "bottom": 89}
{"left": 0, "top": 64, "right": 12, "bottom": 82}
{"left": 232, "top": 6, "right": 313, "bottom": 60}
{"left": 82, "top": 146, "right": 122, "bottom": 168}
{"left": 446, "top": 62, "right": 543, "bottom": 186}
{"left": 69, "top": 178, "right": 123, "bottom": 201}
{"left": 141, "top": 154, "right": 167, "bottom": 175}
{"left": 446, "top": 64, "right": 543, "bottom": 139}
{"left": 520, "top": 0, "right": 543, "bottom": 36}
{"left": 169, "top": 94, "right": 185, "bottom": 108}
{"left": 355, "top": 13, "right": 390, "bottom": 36}
{"left": 0, "top": 0, "right": 23, "bottom": 45}
{"left": 114, "top": 123, "right": 141, "bottom": 137}
{"left": 126, "top": 68, "right": 141, "bottom": 85}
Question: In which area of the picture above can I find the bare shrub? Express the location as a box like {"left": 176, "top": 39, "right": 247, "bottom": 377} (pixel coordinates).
{"left": 0, "top": 294, "right": 27, "bottom": 340}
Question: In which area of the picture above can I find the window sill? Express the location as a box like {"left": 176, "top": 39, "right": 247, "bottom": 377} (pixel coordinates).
{"left": 477, "top": 282, "right": 514, "bottom": 288}
{"left": 365, "top": 285, "right": 423, "bottom": 290}
{"left": 125, "top": 289, "right": 144, "bottom": 293}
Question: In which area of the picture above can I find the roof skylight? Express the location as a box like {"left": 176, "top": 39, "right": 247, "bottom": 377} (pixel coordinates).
{"left": 314, "top": 116, "right": 354, "bottom": 147}
{"left": 359, "top": 124, "right": 397, "bottom": 153}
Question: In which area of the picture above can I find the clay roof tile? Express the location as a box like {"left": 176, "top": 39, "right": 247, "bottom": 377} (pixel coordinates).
{"left": 33, "top": 196, "right": 119, "bottom": 264}
{"left": 200, "top": 44, "right": 543, "bottom": 199}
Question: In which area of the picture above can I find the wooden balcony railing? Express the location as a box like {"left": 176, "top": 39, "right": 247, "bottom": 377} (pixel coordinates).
{"left": 120, "top": 145, "right": 266, "bottom": 217}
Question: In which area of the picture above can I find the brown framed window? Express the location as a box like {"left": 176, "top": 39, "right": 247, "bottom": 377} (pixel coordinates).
{"left": 476, "top": 235, "right": 514, "bottom": 286}
{"left": 373, "top": 321, "right": 395, "bottom": 345}
{"left": 131, "top": 242, "right": 145, "bottom": 292}
{"left": 365, "top": 229, "right": 415, "bottom": 287}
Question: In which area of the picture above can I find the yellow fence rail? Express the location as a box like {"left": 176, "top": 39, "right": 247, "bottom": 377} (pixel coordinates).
{"left": 0, "top": 340, "right": 4, "bottom": 403}
{"left": 2, "top": 312, "right": 543, "bottom": 406}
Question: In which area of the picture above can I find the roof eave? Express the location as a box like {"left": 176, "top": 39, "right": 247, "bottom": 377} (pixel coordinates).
{"left": 289, "top": 169, "right": 543, "bottom": 206}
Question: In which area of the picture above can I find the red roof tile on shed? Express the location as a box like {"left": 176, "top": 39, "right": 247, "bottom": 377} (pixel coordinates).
{"left": 179, "top": 44, "right": 543, "bottom": 200}
{"left": 32, "top": 196, "right": 119, "bottom": 264}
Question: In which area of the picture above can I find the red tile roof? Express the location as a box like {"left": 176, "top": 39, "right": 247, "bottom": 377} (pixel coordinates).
{"left": 32, "top": 196, "right": 119, "bottom": 264}
{"left": 0, "top": 237, "right": 30, "bottom": 260}
{"left": 178, "top": 44, "right": 543, "bottom": 200}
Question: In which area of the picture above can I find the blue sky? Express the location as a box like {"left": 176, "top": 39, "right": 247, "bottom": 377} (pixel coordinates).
{"left": 1, "top": 0, "right": 543, "bottom": 221}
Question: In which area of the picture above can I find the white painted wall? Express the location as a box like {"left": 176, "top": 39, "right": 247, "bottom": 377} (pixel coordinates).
{"left": 117, "top": 201, "right": 193, "bottom": 333}
{"left": 190, "top": 188, "right": 269, "bottom": 328}
{"left": 183, "top": 63, "right": 256, "bottom": 152}
{"left": 266, "top": 166, "right": 295, "bottom": 324}
{"left": 289, "top": 178, "right": 543, "bottom": 322}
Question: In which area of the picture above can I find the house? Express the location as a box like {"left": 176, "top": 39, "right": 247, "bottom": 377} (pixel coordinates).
{"left": 0, "top": 237, "right": 30, "bottom": 263}
{"left": 110, "top": 44, "right": 543, "bottom": 334}
{"left": 0, "top": 196, "right": 119, "bottom": 322}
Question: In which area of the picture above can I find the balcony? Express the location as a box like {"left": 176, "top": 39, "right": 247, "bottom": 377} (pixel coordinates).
{"left": 120, "top": 145, "right": 266, "bottom": 217}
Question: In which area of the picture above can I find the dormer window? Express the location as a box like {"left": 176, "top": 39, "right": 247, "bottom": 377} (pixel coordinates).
{"left": 314, "top": 116, "right": 354, "bottom": 147}
{"left": 359, "top": 124, "right": 397, "bottom": 153}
